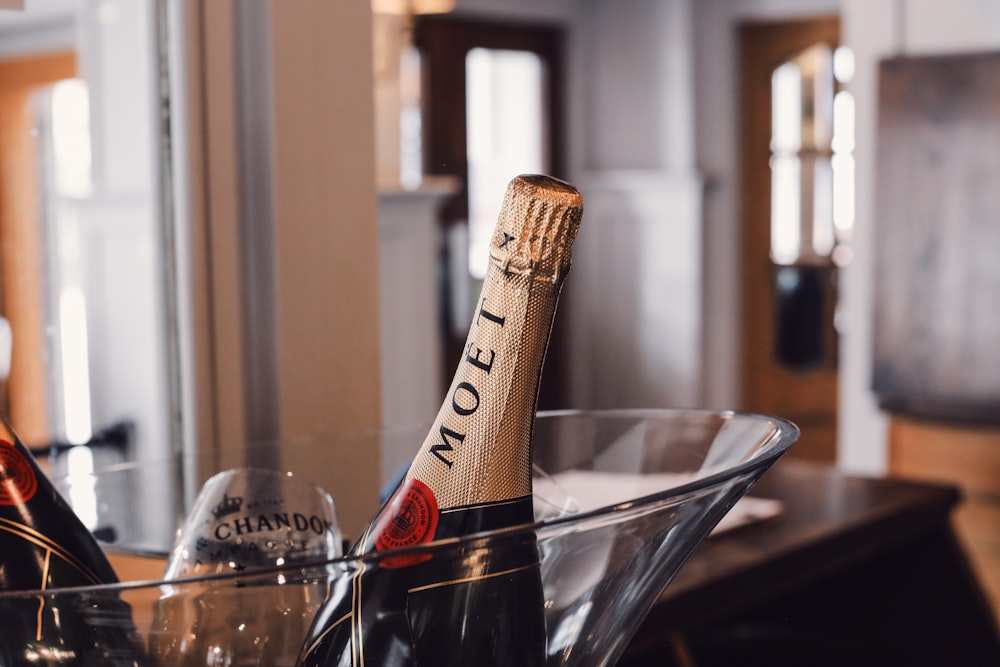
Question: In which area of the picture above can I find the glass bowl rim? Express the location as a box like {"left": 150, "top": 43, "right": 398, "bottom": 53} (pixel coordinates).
{"left": 10, "top": 408, "right": 798, "bottom": 597}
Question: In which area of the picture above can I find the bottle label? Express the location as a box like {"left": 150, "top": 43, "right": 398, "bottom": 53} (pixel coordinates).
{"left": 374, "top": 479, "right": 439, "bottom": 564}
{"left": 0, "top": 439, "right": 37, "bottom": 505}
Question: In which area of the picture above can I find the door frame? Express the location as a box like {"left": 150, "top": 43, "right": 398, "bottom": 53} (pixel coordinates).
{"left": 739, "top": 16, "right": 841, "bottom": 461}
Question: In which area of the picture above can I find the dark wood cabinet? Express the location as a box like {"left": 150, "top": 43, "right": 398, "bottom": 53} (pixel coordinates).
{"left": 621, "top": 461, "right": 1000, "bottom": 666}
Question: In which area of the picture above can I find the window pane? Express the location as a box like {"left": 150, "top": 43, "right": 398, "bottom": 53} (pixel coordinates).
{"left": 770, "top": 42, "right": 854, "bottom": 266}
{"left": 832, "top": 90, "right": 855, "bottom": 250}
{"left": 466, "top": 48, "right": 545, "bottom": 279}
{"left": 48, "top": 80, "right": 95, "bottom": 443}
{"left": 832, "top": 90, "right": 855, "bottom": 154}
{"left": 771, "top": 61, "right": 802, "bottom": 153}
{"left": 51, "top": 79, "right": 92, "bottom": 199}
{"left": 832, "top": 153, "right": 855, "bottom": 238}
{"left": 770, "top": 154, "right": 801, "bottom": 265}
{"left": 803, "top": 44, "right": 834, "bottom": 150}
{"left": 812, "top": 156, "right": 834, "bottom": 258}
{"left": 833, "top": 46, "right": 855, "bottom": 84}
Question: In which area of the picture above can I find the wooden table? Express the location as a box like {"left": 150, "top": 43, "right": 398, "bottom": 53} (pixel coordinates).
{"left": 621, "top": 460, "right": 1000, "bottom": 666}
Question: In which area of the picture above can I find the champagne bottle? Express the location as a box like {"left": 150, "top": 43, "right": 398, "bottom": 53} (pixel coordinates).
{"left": 0, "top": 416, "right": 152, "bottom": 665}
{"left": 297, "top": 174, "right": 584, "bottom": 666}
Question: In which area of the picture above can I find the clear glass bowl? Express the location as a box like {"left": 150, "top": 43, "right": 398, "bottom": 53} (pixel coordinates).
{"left": 10, "top": 409, "right": 797, "bottom": 666}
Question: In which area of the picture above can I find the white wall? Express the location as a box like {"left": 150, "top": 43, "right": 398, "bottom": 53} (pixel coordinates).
{"left": 568, "top": 170, "right": 704, "bottom": 409}
{"left": 579, "top": 0, "right": 694, "bottom": 170}
{"left": 454, "top": 0, "right": 578, "bottom": 22}
{"left": 567, "top": 0, "right": 705, "bottom": 409}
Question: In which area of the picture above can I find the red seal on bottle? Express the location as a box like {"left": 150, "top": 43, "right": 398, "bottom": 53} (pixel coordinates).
{"left": 374, "top": 479, "right": 439, "bottom": 566}
{"left": 0, "top": 440, "right": 38, "bottom": 505}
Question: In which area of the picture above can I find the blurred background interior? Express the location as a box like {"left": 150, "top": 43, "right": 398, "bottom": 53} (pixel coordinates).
{"left": 0, "top": 0, "right": 997, "bottom": 646}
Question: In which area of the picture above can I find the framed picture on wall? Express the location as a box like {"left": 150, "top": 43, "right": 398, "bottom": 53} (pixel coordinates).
{"left": 873, "top": 52, "right": 1000, "bottom": 424}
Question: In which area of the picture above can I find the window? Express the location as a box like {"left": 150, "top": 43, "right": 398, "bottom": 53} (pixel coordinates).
{"left": 465, "top": 47, "right": 546, "bottom": 279}
{"left": 769, "top": 44, "right": 855, "bottom": 267}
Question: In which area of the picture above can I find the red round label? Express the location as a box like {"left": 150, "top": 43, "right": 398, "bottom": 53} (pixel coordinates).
{"left": 0, "top": 440, "right": 37, "bottom": 505}
{"left": 374, "top": 479, "right": 439, "bottom": 553}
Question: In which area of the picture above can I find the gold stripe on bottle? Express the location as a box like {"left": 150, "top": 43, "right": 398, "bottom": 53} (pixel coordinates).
{"left": 35, "top": 549, "right": 50, "bottom": 640}
{"left": 354, "top": 557, "right": 370, "bottom": 667}
{"left": 436, "top": 496, "right": 532, "bottom": 515}
{"left": 406, "top": 562, "right": 539, "bottom": 594}
{"left": 0, "top": 517, "right": 106, "bottom": 585}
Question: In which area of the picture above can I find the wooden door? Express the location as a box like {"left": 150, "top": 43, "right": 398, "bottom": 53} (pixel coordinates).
{"left": 739, "top": 18, "right": 843, "bottom": 461}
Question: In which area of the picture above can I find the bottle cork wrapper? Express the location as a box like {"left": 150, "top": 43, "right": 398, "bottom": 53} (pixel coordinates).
{"left": 407, "top": 175, "right": 583, "bottom": 509}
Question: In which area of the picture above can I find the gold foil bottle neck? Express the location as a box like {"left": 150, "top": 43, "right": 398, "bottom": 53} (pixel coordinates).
{"left": 403, "top": 173, "right": 583, "bottom": 510}
{"left": 490, "top": 174, "right": 584, "bottom": 283}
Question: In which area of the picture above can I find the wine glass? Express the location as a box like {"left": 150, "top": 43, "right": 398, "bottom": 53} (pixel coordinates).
{"left": 152, "top": 467, "right": 342, "bottom": 666}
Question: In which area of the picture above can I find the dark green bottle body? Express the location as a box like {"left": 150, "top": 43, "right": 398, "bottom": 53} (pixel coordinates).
{"left": 297, "top": 491, "right": 545, "bottom": 667}
{"left": 0, "top": 421, "right": 153, "bottom": 666}
{"left": 298, "top": 175, "right": 582, "bottom": 666}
